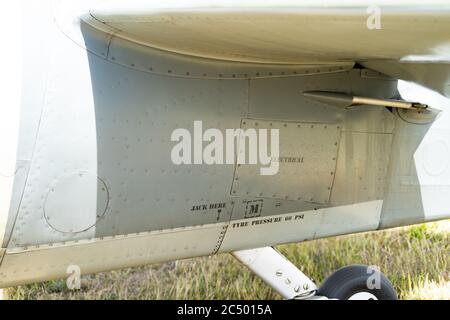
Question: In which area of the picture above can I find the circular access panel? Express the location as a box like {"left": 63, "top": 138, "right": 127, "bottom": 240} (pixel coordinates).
{"left": 44, "top": 172, "right": 109, "bottom": 233}
{"left": 424, "top": 139, "right": 450, "bottom": 177}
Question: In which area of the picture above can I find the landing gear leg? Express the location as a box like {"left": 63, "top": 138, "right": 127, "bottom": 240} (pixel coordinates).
{"left": 231, "top": 247, "right": 317, "bottom": 299}
{"left": 231, "top": 247, "right": 398, "bottom": 300}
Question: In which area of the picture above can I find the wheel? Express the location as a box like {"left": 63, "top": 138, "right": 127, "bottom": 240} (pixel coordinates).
{"left": 317, "top": 264, "right": 398, "bottom": 300}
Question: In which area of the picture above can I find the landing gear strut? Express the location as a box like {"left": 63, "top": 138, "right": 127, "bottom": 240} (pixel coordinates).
{"left": 232, "top": 247, "right": 397, "bottom": 300}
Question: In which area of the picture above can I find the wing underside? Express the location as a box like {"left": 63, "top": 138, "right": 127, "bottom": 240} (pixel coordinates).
{"left": 82, "top": 0, "right": 450, "bottom": 96}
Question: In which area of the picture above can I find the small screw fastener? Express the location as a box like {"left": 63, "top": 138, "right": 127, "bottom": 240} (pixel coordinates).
{"left": 303, "top": 283, "right": 310, "bottom": 291}
{"left": 275, "top": 270, "right": 283, "bottom": 277}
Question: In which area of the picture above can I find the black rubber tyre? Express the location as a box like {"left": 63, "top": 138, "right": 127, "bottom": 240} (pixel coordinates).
{"left": 317, "top": 264, "right": 398, "bottom": 300}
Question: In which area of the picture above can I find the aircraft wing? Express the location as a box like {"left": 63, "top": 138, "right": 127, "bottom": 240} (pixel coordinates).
{"left": 83, "top": 0, "right": 450, "bottom": 96}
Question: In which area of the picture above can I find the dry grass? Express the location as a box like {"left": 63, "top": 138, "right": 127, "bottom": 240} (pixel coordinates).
{"left": 5, "top": 220, "right": 449, "bottom": 300}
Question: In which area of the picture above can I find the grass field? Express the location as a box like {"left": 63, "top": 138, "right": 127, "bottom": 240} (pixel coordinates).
{"left": 5, "top": 220, "right": 449, "bottom": 300}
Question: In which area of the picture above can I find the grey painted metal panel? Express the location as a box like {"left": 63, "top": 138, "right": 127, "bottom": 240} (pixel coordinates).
{"left": 0, "top": 223, "right": 226, "bottom": 287}
{"left": 331, "top": 132, "right": 393, "bottom": 206}
{"left": 231, "top": 119, "right": 340, "bottom": 204}
{"left": 380, "top": 116, "right": 433, "bottom": 228}
{"left": 88, "top": 55, "right": 246, "bottom": 237}
{"left": 7, "top": 14, "right": 405, "bottom": 249}
{"left": 44, "top": 172, "right": 109, "bottom": 233}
